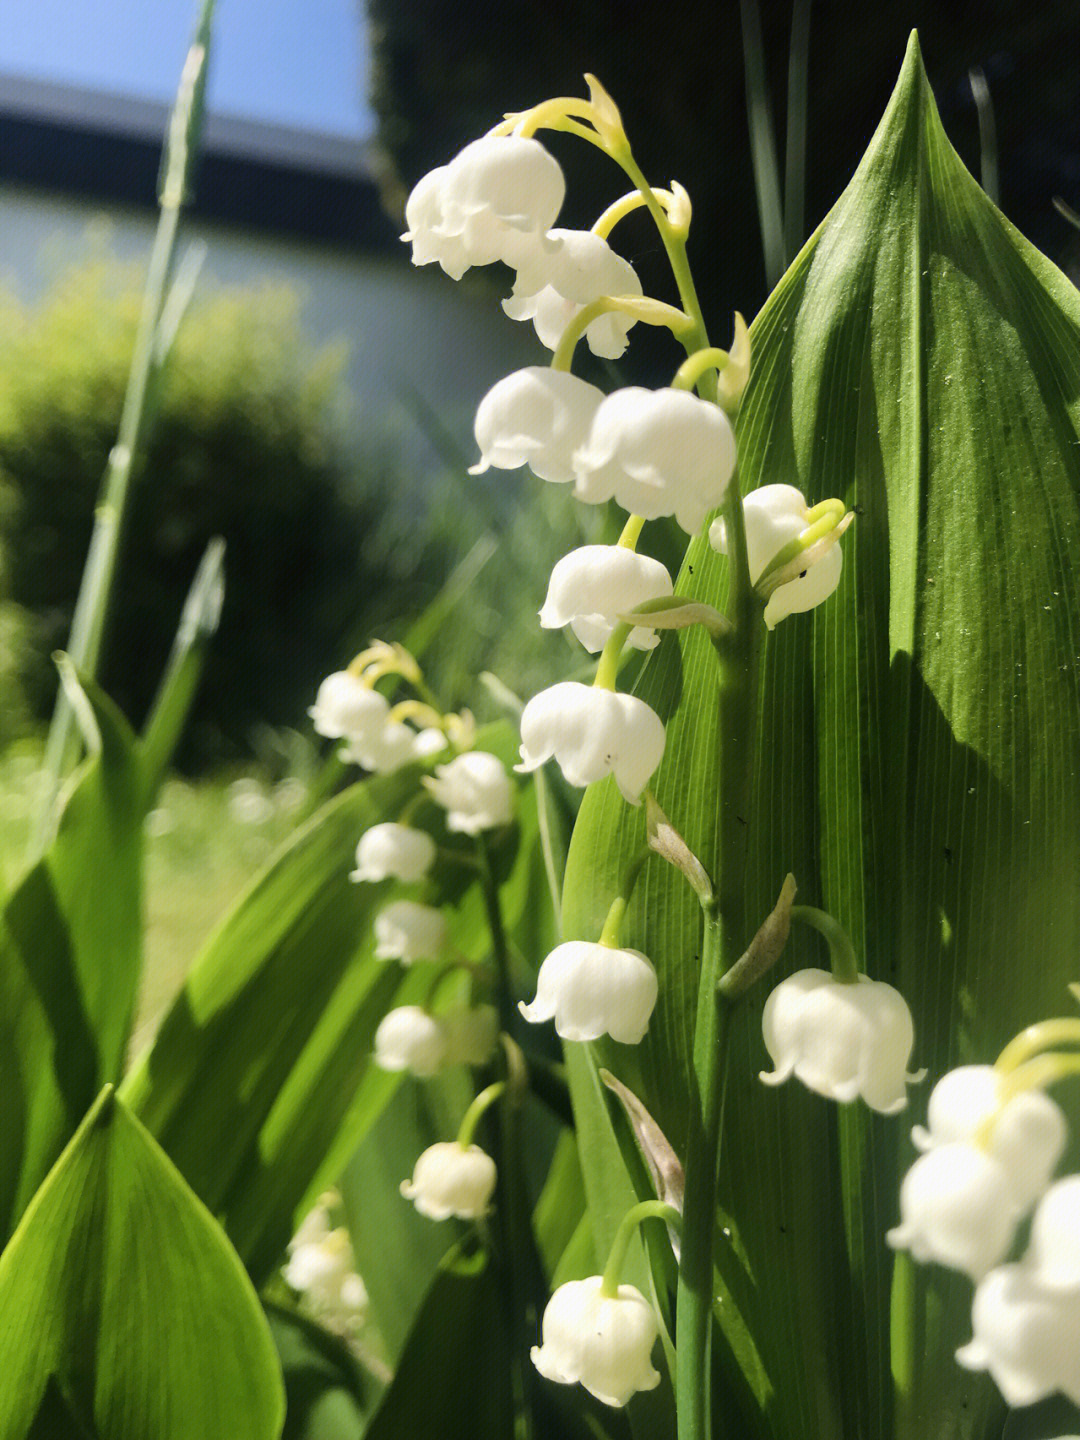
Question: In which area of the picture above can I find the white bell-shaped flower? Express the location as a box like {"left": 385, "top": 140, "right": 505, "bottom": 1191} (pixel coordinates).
{"left": 912, "top": 1065, "right": 1067, "bottom": 1214}
{"left": 709, "top": 484, "right": 844, "bottom": 628}
{"left": 309, "top": 672, "right": 390, "bottom": 742}
{"left": 373, "top": 1006, "right": 447, "bottom": 1077}
{"left": 423, "top": 751, "right": 514, "bottom": 834}
{"left": 373, "top": 900, "right": 448, "bottom": 964}
{"left": 282, "top": 1207, "right": 367, "bottom": 1323}
{"left": 516, "top": 681, "right": 665, "bottom": 804}
{"left": 957, "top": 1264, "right": 1080, "bottom": 1407}
{"left": 1025, "top": 1177, "right": 1080, "bottom": 1289}
{"left": 539, "top": 545, "right": 674, "bottom": 653}
{"left": 470, "top": 367, "right": 605, "bottom": 484}
{"left": 341, "top": 720, "right": 422, "bottom": 775}
{"left": 503, "top": 229, "right": 643, "bottom": 358}
{"left": 400, "top": 1140, "right": 497, "bottom": 1220}
{"left": 531, "top": 1275, "right": 662, "bottom": 1408}
{"left": 887, "top": 1142, "right": 1021, "bottom": 1279}
{"left": 402, "top": 136, "right": 565, "bottom": 277}
{"left": 519, "top": 940, "right": 658, "bottom": 1044}
{"left": 573, "top": 387, "right": 736, "bottom": 534}
{"left": 412, "top": 726, "right": 449, "bottom": 759}
{"left": 760, "top": 967, "right": 921, "bottom": 1114}
{"left": 440, "top": 1005, "right": 500, "bottom": 1067}
{"left": 350, "top": 823, "right": 436, "bottom": 883}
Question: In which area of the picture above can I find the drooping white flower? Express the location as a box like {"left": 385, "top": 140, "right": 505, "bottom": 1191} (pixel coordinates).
{"left": 402, "top": 135, "right": 565, "bottom": 278}
{"left": 539, "top": 545, "right": 674, "bottom": 653}
{"left": 887, "top": 1143, "right": 1022, "bottom": 1279}
{"left": 572, "top": 387, "right": 736, "bottom": 534}
{"left": 1024, "top": 1177, "right": 1080, "bottom": 1290}
{"left": 470, "top": 368, "right": 605, "bottom": 484}
{"left": 350, "top": 824, "right": 436, "bottom": 883}
{"left": 957, "top": 1263, "right": 1080, "bottom": 1407}
{"left": 531, "top": 1275, "right": 662, "bottom": 1408}
{"left": 440, "top": 1005, "right": 500, "bottom": 1067}
{"left": 340, "top": 721, "right": 422, "bottom": 775}
{"left": 709, "top": 484, "right": 844, "bottom": 629}
{"left": 503, "top": 229, "right": 643, "bottom": 358}
{"left": 400, "top": 1140, "right": 497, "bottom": 1220}
{"left": 911, "top": 1065, "right": 1067, "bottom": 1213}
{"left": 412, "top": 726, "right": 449, "bottom": 759}
{"left": 309, "top": 672, "right": 390, "bottom": 742}
{"left": 374, "top": 900, "right": 449, "bottom": 964}
{"left": 282, "top": 1203, "right": 368, "bottom": 1324}
{"left": 423, "top": 751, "right": 514, "bottom": 834}
{"left": 519, "top": 941, "right": 658, "bottom": 1044}
{"left": 760, "top": 967, "right": 921, "bottom": 1114}
{"left": 516, "top": 682, "right": 665, "bottom": 805}
{"left": 373, "top": 1006, "right": 447, "bottom": 1077}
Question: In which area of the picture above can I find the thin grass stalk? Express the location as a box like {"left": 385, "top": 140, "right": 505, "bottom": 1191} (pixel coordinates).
{"left": 783, "top": 0, "right": 812, "bottom": 262}
{"left": 739, "top": 0, "right": 787, "bottom": 290}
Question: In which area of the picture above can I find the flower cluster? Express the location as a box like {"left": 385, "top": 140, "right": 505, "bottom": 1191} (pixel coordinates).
{"left": 373, "top": 1003, "right": 498, "bottom": 1077}
{"left": 282, "top": 1193, "right": 368, "bottom": 1332}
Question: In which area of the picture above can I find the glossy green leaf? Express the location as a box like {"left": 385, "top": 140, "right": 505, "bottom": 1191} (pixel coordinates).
{"left": 563, "top": 33, "right": 1080, "bottom": 1440}
{"left": 0, "top": 674, "right": 143, "bottom": 1243}
{"left": 0, "top": 1087, "right": 283, "bottom": 1440}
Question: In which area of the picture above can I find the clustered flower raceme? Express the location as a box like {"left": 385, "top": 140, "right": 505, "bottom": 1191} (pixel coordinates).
{"left": 282, "top": 1192, "right": 368, "bottom": 1332}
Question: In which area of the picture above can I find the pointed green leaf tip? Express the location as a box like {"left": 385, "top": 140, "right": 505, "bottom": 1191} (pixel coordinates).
{"left": 0, "top": 1086, "right": 285, "bottom": 1440}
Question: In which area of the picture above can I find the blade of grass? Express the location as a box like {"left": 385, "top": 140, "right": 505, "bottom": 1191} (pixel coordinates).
{"left": 739, "top": 0, "right": 787, "bottom": 289}
{"left": 969, "top": 66, "right": 1000, "bottom": 206}
{"left": 783, "top": 0, "right": 812, "bottom": 261}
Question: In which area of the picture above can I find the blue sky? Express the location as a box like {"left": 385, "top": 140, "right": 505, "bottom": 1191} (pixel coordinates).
{"left": 1, "top": 0, "right": 374, "bottom": 137}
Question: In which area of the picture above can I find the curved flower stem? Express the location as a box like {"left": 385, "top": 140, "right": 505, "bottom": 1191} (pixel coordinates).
{"left": 457, "top": 1081, "right": 507, "bottom": 1146}
{"left": 598, "top": 845, "right": 653, "bottom": 948}
{"left": 592, "top": 187, "right": 676, "bottom": 239}
{"left": 672, "top": 348, "right": 733, "bottom": 393}
{"left": 789, "top": 905, "right": 860, "bottom": 984}
{"left": 618, "top": 514, "right": 647, "bottom": 549}
{"left": 601, "top": 1200, "right": 683, "bottom": 1297}
{"left": 995, "top": 1018, "right": 1080, "bottom": 1073}
{"left": 549, "top": 294, "right": 694, "bottom": 372}
{"left": 593, "top": 622, "right": 633, "bottom": 691}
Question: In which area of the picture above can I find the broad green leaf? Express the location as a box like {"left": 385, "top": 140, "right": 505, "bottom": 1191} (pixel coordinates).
{"left": 0, "top": 673, "right": 143, "bottom": 1242}
{"left": 0, "top": 1086, "right": 283, "bottom": 1440}
{"left": 265, "top": 1301, "right": 378, "bottom": 1440}
{"left": 563, "top": 33, "right": 1080, "bottom": 1440}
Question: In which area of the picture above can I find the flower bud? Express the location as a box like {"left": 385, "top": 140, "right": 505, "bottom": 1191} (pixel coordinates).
{"left": 573, "top": 386, "right": 736, "bottom": 534}
{"left": 423, "top": 751, "right": 514, "bottom": 834}
{"left": 760, "top": 967, "right": 920, "bottom": 1114}
{"left": 373, "top": 900, "right": 448, "bottom": 964}
{"left": 440, "top": 1005, "right": 500, "bottom": 1067}
{"left": 400, "top": 1140, "right": 497, "bottom": 1220}
{"left": 350, "top": 824, "right": 436, "bottom": 883}
{"left": 887, "top": 1142, "right": 1020, "bottom": 1279}
{"left": 309, "top": 671, "right": 390, "bottom": 741}
{"left": 516, "top": 681, "right": 666, "bottom": 805}
{"left": 519, "top": 940, "right": 658, "bottom": 1044}
{"left": 470, "top": 367, "right": 605, "bottom": 484}
{"left": 957, "top": 1263, "right": 1080, "bottom": 1407}
{"left": 373, "top": 1006, "right": 447, "bottom": 1077}
{"left": 503, "top": 229, "right": 643, "bottom": 357}
{"left": 539, "top": 546, "right": 674, "bottom": 653}
{"left": 531, "top": 1276, "right": 662, "bottom": 1408}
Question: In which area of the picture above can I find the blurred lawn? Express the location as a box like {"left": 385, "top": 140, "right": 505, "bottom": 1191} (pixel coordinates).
{"left": 0, "top": 740, "right": 307, "bottom": 1055}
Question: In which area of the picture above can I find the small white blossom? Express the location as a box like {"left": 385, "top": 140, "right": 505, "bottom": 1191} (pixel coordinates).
{"left": 309, "top": 671, "right": 390, "bottom": 741}
{"left": 503, "top": 229, "right": 643, "bottom": 358}
{"left": 402, "top": 135, "right": 565, "bottom": 278}
{"left": 440, "top": 1005, "right": 500, "bottom": 1067}
{"left": 374, "top": 900, "right": 448, "bottom": 964}
{"left": 373, "top": 1006, "right": 447, "bottom": 1077}
{"left": 709, "top": 484, "right": 843, "bottom": 628}
{"left": 341, "top": 721, "right": 422, "bottom": 775}
{"left": 400, "top": 1140, "right": 498, "bottom": 1220}
{"left": 957, "top": 1263, "right": 1080, "bottom": 1407}
{"left": 350, "top": 824, "right": 436, "bottom": 884}
{"left": 470, "top": 368, "right": 605, "bottom": 484}
{"left": 573, "top": 387, "right": 736, "bottom": 534}
{"left": 519, "top": 940, "right": 658, "bottom": 1044}
{"left": 1024, "top": 1176, "right": 1080, "bottom": 1290}
{"left": 539, "top": 546, "right": 674, "bottom": 653}
{"left": 516, "top": 681, "right": 665, "bottom": 804}
{"left": 531, "top": 1276, "right": 662, "bottom": 1408}
{"left": 760, "top": 967, "right": 921, "bottom": 1114}
{"left": 282, "top": 1204, "right": 367, "bottom": 1325}
{"left": 887, "top": 1142, "right": 1021, "bottom": 1279}
{"left": 423, "top": 751, "right": 514, "bottom": 834}
{"left": 413, "top": 726, "right": 449, "bottom": 759}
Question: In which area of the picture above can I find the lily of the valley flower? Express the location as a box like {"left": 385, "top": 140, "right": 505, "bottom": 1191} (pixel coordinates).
{"left": 402, "top": 135, "right": 565, "bottom": 279}
{"left": 309, "top": 671, "right": 390, "bottom": 741}
{"left": 282, "top": 1202, "right": 368, "bottom": 1324}
{"left": 373, "top": 900, "right": 449, "bottom": 965}
{"left": 572, "top": 386, "right": 736, "bottom": 534}
{"left": 341, "top": 720, "right": 423, "bottom": 775}
{"left": 373, "top": 1005, "right": 447, "bottom": 1077}
{"left": 400, "top": 1140, "right": 498, "bottom": 1220}
{"left": 350, "top": 823, "right": 436, "bottom": 884}
{"left": 710, "top": 484, "right": 844, "bottom": 628}
{"left": 539, "top": 545, "right": 674, "bottom": 653}
{"left": 531, "top": 1276, "right": 662, "bottom": 1408}
{"left": 470, "top": 367, "right": 605, "bottom": 484}
{"left": 503, "top": 228, "right": 643, "bottom": 357}
{"left": 423, "top": 751, "right": 514, "bottom": 834}
{"left": 519, "top": 940, "right": 658, "bottom": 1044}
{"left": 516, "top": 681, "right": 665, "bottom": 804}
{"left": 760, "top": 967, "right": 921, "bottom": 1114}
{"left": 887, "top": 1142, "right": 1023, "bottom": 1280}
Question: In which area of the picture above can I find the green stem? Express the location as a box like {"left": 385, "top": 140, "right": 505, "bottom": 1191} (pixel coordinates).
{"left": 617, "top": 513, "right": 647, "bottom": 549}
{"left": 789, "top": 905, "right": 860, "bottom": 984}
{"left": 593, "top": 621, "right": 633, "bottom": 690}
{"left": 476, "top": 834, "right": 516, "bottom": 1037}
{"left": 995, "top": 1018, "right": 1080, "bottom": 1073}
{"left": 601, "top": 1200, "right": 682, "bottom": 1297}
{"left": 457, "top": 1081, "right": 507, "bottom": 1146}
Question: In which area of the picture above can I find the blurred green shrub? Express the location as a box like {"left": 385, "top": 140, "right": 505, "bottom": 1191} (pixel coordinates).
{"left": 0, "top": 259, "right": 450, "bottom": 767}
